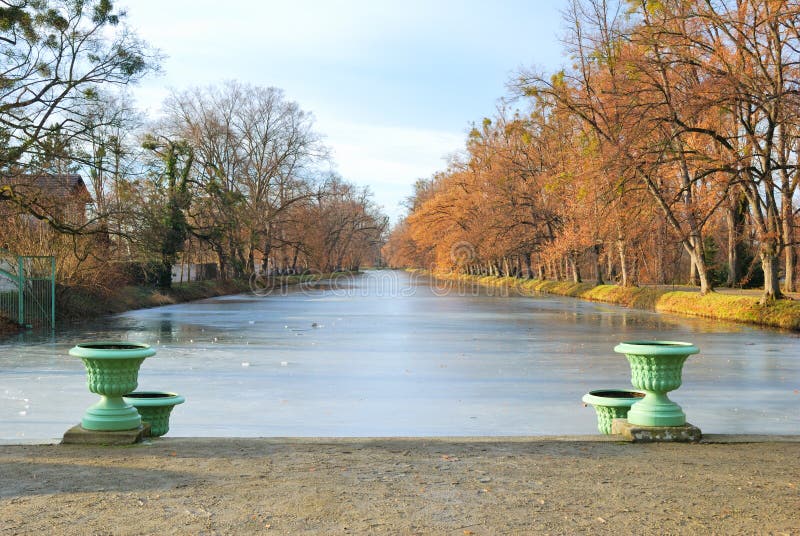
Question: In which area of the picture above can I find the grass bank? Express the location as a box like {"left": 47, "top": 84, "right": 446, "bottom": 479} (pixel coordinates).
{"left": 426, "top": 271, "right": 800, "bottom": 332}
{"left": 57, "top": 273, "right": 324, "bottom": 321}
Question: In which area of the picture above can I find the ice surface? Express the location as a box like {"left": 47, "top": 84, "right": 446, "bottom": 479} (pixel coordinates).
{"left": 0, "top": 270, "right": 798, "bottom": 440}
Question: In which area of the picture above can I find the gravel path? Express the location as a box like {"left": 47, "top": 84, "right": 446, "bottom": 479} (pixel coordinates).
{"left": 1, "top": 436, "right": 799, "bottom": 535}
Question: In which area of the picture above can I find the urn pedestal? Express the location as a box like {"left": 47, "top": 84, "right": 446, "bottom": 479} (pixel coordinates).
{"left": 69, "top": 342, "right": 155, "bottom": 431}
{"left": 614, "top": 341, "right": 699, "bottom": 427}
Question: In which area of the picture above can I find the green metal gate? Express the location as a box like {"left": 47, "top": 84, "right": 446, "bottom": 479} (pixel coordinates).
{"left": 0, "top": 249, "right": 55, "bottom": 329}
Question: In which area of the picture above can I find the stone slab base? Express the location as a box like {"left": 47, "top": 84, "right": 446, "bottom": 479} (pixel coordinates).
{"left": 61, "top": 423, "right": 151, "bottom": 446}
{"left": 611, "top": 418, "right": 702, "bottom": 443}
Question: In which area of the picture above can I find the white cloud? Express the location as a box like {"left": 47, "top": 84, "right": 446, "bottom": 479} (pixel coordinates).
{"left": 325, "top": 120, "right": 463, "bottom": 182}
{"left": 321, "top": 120, "right": 464, "bottom": 221}
{"left": 120, "top": 0, "right": 564, "bottom": 223}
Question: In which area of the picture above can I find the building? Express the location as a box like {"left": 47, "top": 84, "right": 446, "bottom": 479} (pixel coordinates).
{"left": 0, "top": 173, "right": 93, "bottom": 226}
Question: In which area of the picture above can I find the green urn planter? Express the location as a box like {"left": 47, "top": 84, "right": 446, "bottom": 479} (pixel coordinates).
{"left": 582, "top": 389, "right": 645, "bottom": 434}
{"left": 614, "top": 340, "right": 699, "bottom": 427}
{"left": 124, "top": 392, "right": 185, "bottom": 437}
{"left": 69, "top": 342, "right": 155, "bottom": 431}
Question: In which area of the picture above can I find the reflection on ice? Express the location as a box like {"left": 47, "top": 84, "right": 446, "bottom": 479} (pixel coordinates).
{"left": 0, "top": 270, "right": 798, "bottom": 440}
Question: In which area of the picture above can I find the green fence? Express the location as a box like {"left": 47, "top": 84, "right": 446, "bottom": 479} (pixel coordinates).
{"left": 0, "top": 250, "right": 55, "bottom": 329}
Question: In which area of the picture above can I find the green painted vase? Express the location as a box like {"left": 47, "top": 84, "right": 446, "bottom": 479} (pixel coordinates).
{"left": 614, "top": 341, "right": 699, "bottom": 427}
{"left": 124, "top": 392, "right": 185, "bottom": 437}
{"left": 69, "top": 342, "right": 155, "bottom": 431}
{"left": 582, "top": 389, "right": 645, "bottom": 434}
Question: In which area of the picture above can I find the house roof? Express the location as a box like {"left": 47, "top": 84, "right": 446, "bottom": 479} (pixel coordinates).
{"left": 1, "top": 173, "right": 93, "bottom": 203}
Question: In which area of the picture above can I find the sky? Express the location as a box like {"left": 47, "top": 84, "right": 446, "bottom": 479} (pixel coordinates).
{"left": 122, "top": 1, "right": 567, "bottom": 222}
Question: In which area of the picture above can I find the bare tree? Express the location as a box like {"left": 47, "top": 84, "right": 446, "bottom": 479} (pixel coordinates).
{"left": 0, "top": 0, "right": 156, "bottom": 229}
{"left": 162, "top": 81, "right": 328, "bottom": 277}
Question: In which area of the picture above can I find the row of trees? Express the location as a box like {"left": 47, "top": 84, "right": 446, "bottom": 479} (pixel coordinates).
{"left": 0, "top": 1, "right": 386, "bottom": 292}
{"left": 385, "top": 0, "right": 800, "bottom": 302}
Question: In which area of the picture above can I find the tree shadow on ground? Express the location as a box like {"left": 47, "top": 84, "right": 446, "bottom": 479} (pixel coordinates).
{"left": 0, "top": 460, "right": 194, "bottom": 498}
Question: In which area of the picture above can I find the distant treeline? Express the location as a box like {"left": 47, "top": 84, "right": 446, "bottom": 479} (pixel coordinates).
{"left": 384, "top": 0, "right": 800, "bottom": 303}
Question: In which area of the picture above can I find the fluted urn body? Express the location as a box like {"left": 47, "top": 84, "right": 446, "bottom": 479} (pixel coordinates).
{"left": 614, "top": 341, "right": 699, "bottom": 427}
{"left": 582, "top": 389, "right": 645, "bottom": 434}
{"left": 69, "top": 342, "right": 155, "bottom": 431}
{"left": 124, "top": 392, "right": 185, "bottom": 437}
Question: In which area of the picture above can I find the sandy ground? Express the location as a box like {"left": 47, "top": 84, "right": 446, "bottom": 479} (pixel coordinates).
{"left": 1, "top": 436, "right": 799, "bottom": 535}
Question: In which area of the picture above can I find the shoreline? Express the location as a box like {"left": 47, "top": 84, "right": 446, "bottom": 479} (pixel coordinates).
{"left": 56, "top": 274, "right": 323, "bottom": 321}
{"left": 424, "top": 271, "right": 800, "bottom": 332}
{"left": 2, "top": 436, "right": 798, "bottom": 534}
{"left": 4, "top": 272, "right": 345, "bottom": 336}
{"left": 3, "top": 433, "right": 800, "bottom": 447}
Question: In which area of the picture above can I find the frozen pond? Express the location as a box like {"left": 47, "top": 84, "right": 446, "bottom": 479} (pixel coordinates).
{"left": 1, "top": 270, "right": 798, "bottom": 440}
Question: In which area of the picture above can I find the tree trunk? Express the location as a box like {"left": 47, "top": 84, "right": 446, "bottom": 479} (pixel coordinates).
{"left": 569, "top": 254, "right": 581, "bottom": 283}
{"left": 656, "top": 217, "right": 667, "bottom": 285}
{"left": 551, "top": 259, "right": 560, "bottom": 281}
{"left": 726, "top": 192, "right": 748, "bottom": 287}
{"left": 783, "top": 242, "right": 796, "bottom": 294}
{"left": 216, "top": 247, "right": 228, "bottom": 280}
{"left": 616, "top": 237, "right": 629, "bottom": 287}
{"left": 761, "top": 245, "right": 783, "bottom": 302}
{"left": 524, "top": 253, "right": 533, "bottom": 279}
{"left": 158, "top": 257, "right": 172, "bottom": 290}
{"left": 261, "top": 237, "right": 272, "bottom": 274}
{"left": 688, "top": 253, "right": 698, "bottom": 287}
{"left": 693, "top": 251, "right": 711, "bottom": 295}
{"left": 593, "top": 244, "right": 604, "bottom": 285}
{"left": 235, "top": 247, "right": 247, "bottom": 278}
{"left": 247, "top": 247, "right": 255, "bottom": 275}
{"left": 782, "top": 200, "right": 796, "bottom": 293}
{"left": 685, "top": 242, "right": 711, "bottom": 294}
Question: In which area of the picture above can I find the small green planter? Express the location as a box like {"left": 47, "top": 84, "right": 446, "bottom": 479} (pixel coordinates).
{"left": 124, "top": 392, "right": 185, "bottom": 437}
{"left": 614, "top": 340, "right": 699, "bottom": 427}
{"left": 582, "top": 389, "right": 645, "bottom": 434}
{"left": 69, "top": 342, "right": 155, "bottom": 431}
